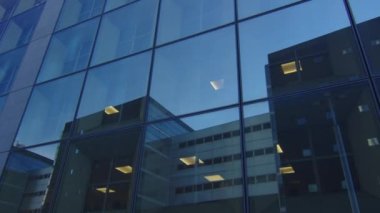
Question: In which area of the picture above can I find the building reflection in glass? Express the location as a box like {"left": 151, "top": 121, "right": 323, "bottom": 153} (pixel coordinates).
{"left": 0, "top": 143, "right": 60, "bottom": 212}
{"left": 136, "top": 108, "right": 244, "bottom": 213}
{"left": 54, "top": 128, "right": 142, "bottom": 213}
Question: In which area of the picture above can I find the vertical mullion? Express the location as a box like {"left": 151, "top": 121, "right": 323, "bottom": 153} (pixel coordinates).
{"left": 233, "top": 0, "right": 250, "bottom": 213}
{"left": 343, "top": 0, "right": 380, "bottom": 112}
{"left": 49, "top": 0, "right": 107, "bottom": 210}
{"left": 129, "top": 0, "right": 162, "bottom": 212}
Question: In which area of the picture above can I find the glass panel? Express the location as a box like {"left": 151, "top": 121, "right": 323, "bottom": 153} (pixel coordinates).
{"left": 349, "top": 0, "right": 380, "bottom": 74}
{"left": 0, "top": 0, "right": 17, "bottom": 21}
{"left": 243, "top": 102, "right": 281, "bottom": 213}
{"left": 13, "top": 0, "right": 45, "bottom": 16}
{"left": 239, "top": 0, "right": 365, "bottom": 101}
{"left": 91, "top": 0, "right": 158, "bottom": 65}
{"left": 0, "top": 95, "right": 5, "bottom": 113}
{"left": 348, "top": 0, "right": 380, "bottom": 23}
{"left": 0, "top": 47, "right": 26, "bottom": 95}
{"left": 238, "top": 0, "right": 300, "bottom": 19}
{"left": 136, "top": 108, "right": 243, "bottom": 213}
{"left": 0, "top": 5, "right": 43, "bottom": 53}
{"left": 54, "top": 128, "right": 142, "bottom": 213}
{"left": 0, "top": 143, "right": 62, "bottom": 212}
{"left": 149, "top": 26, "right": 238, "bottom": 120}
{"left": 105, "top": 0, "right": 135, "bottom": 12}
{"left": 37, "top": 18, "right": 99, "bottom": 83}
{"left": 15, "top": 73, "right": 84, "bottom": 147}
{"left": 56, "top": 0, "right": 105, "bottom": 30}
{"left": 244, "top": 83, "right": 380, "bottom": 213}
{"left": 76, "top": 51, "right": 151, "bottom": 134}
{"left": 157, "top": 0, "right": 234, "bottom": 44}
{"left": 0, "top": 22, "right": 6, "bottom": 39}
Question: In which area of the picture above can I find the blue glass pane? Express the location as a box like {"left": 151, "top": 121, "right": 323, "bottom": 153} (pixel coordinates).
{"left": 244, "top": 83, "right": 380, "bottom": 213}
{"left": 149, "top": 26, "right": 238, "bottom": 119}
{"left": 76, "top": 51, "right": 151, "bottom": 134}
{"left": 56, "top": 0, "right": 105, "bottom": 30}
{"left": 15, "top": 73, "right": 84, "bottom": 147}
{"left": 0, "top": 22, "right": 6, "bottom": 39}
{"left": 349, "top": 0, "right": 380, "bottom": 74}
{"left": 105, "top": 0, "right": 135, "bottom": 12}
{"left": 240, "top": 0, "right": 364, "bottom": 101}
{"left": 0, "top": 143, "right": 60, "bottom": 212}
{"left": 37, "top": 18, "right": 99, "bottom": 83}
{"left": 238, "top": 0, "right": 300, "bottom": 19}
{"left": 13, "top": 0, "right": 45, "bottom": 16}
{"left": 91, "top": 0, "right": 158, "bottom": 65}
{"left": 0, "top": 95, "right": 5, "bottom": 113}
{"left": 349, "top": 0, "right": 380, "bottom": 23}
{"left": 157, "top": 0, "right": 234, "bottom": 44}
{"left": 0, "top": 47, "right": 26, "bottom": 94}
{"left": 136, "top": 108, "right": 243, "bottom": 213}
{"left": 0, "top": 0, "right": 17, "bottom": 21}
{"left": 0, "top": 5, "right": 43, "bottom": 53}
{"left": 54, "top": 129, "right": 142, "bottom": 212}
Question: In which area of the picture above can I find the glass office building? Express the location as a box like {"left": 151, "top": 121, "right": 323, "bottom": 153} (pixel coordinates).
{"left": 1, "top": 0, "right": 380, "bottom": 212}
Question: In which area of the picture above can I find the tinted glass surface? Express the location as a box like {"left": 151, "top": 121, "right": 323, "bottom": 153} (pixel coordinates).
{"left": 0, "top": 5, "right": 43, "bottom": 53}
{"left": 105, "top": 0, "right": 135, "bottom": 11}
{"left": 0, "top": 95, "right": 5, "bottom": 113}
{"left": 76, "top": 51, "right": 151, "bottom": 134}
{"left": 136, "top": 108, "right": 243, "bottom": 213}
{"left": 0, "top": 143, "right": 61, "bottom": 212}
{"left": 244, "top": 83, "right": 380, "bottom": 213}
{"left": 54, "top": 129, "right": 142, "bottom": 212}
{"left": 0, "top": 22, "right": 5, "bottom": 39}
{"left": 0, "top": 0, "right": 17, "bottom": 21}
{"left": 15, "top": 73, "right": 84, "bottom": 147}
{"left": 157, "top": 0, "right": 234, "bottom": 44}
{"left": 239, "top": 0, "right": 364, "bottom": 101}
{"left": 56, "top": 0, "right": 104, "bottom": 30}
{"left": 37, "top": 18, "right": 99, "bottom": 82}
{"left": 0, "top": 47, "right": 26, "bottom": 95}
{"left": 238, "top": 0, "right": 300, "bottom": 19}
{"left": 13, "top": 0, "right": 45, "bottom": 16}
{"left": 349, "top": 0, "right": 380, "bottom": 74}
{"left": 149, "top": 26, "right": 238, "bottom": 119}
{"left": 91, "top": 0, "right": 158, "bottom": 65}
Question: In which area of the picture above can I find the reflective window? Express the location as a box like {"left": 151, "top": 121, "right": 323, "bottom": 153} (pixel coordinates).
{"left": 243, "top": 102, "right": 280, "bottom": 213}
{"left": 54, "top": 129, "right": 142, "bottom": 212}
{"left": 76, "top": 52, "right": 151, "bottom": 134}
{"left": 349, "top": 0, "right": 380, "bottom": 74}
{"left": 0, "top": 47, "right": 26, "bottom": 95}
{"left": 149, "top": 26, "right": 238, "bottom": 119}
{"left": 91, "top": 0, "right": 158, "bottom": 65}
{"left": 92, "top": 0, "right": 158, "bottom": 64}
{"left": 105, "top": 0, "right": 135, "bottom": 12}
{"left": 0, "top": 0, "right": 17, "bottom": 21}
{"left": 244, "top": 83, "right": 380, "bottom": 213}
{"left": 239, "top": 0, "right": 365, "bottom": 101}
{"left": 37, "top": 18, "right": 99, "bottom": 83}
{"left": 238, "top": 0, "right": 300, "bottom": 19}
{"left": 0, "top": 5, "right": 43, "bottom": 53}
{"left": 157, "top": 0, "right": 234, "bottom": 44}
{"left": 56, "top": 0, "right": 104, "bottom": 30}
{"left": 13, "top": 0, "right": 45, "bottom": 16}
{"left": 0, "top": 143, "right": 61, "bottom": 212}
{"left": 15, "top": 73, "right": 84, "bottom": 147}
{"left": 136, "top": 108, "right": 243, "bottom": 213}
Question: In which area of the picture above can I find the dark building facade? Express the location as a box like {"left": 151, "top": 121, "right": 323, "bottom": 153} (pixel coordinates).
{"left": 0, "top": 0, "right": 380, "bottom": 212}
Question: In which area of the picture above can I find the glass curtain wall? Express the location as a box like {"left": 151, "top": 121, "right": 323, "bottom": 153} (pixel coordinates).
{"left": 0, "top": 0, "right": 379, "bottom": 213}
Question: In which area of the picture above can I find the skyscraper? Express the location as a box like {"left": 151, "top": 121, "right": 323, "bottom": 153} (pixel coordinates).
{"left": 0, "top": 0, "right": 380, "bottom": 212}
